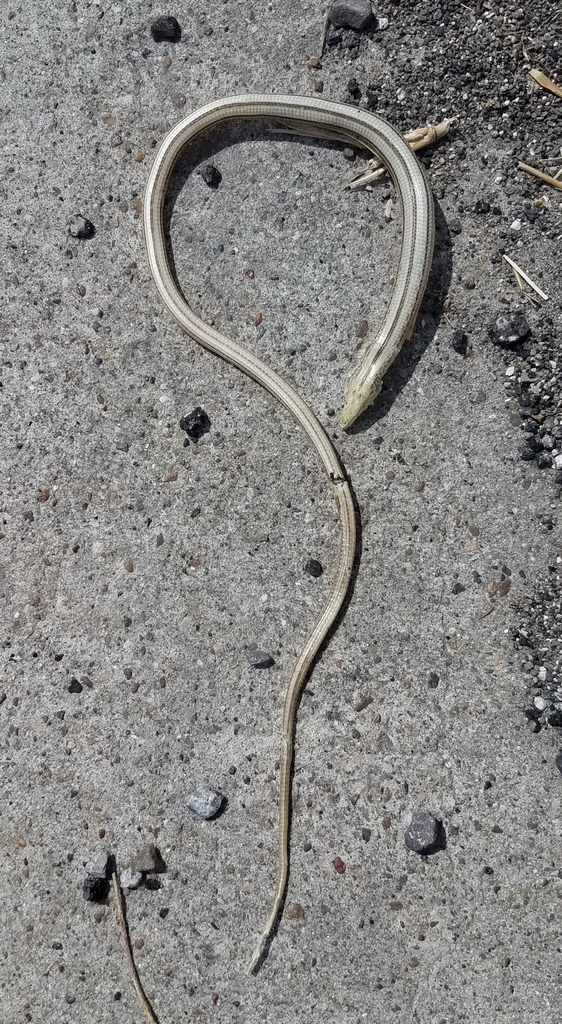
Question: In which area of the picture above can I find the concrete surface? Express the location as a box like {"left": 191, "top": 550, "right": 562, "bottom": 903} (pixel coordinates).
{"left": 1, "top": 2, "right": 562, "bottom": 1022}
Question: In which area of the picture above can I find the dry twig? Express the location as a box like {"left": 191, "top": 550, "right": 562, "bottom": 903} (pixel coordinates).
{"left": 518, "top": 161, "right": 562, "bottom": 191}
{"left": 502, "top": 254, "right": 548, "bottom": 302}
{"left": 528, "top": 68, "right": 562, "bottom": 99}
{"left": 346, "top": 119, "right": 454, "bottom": 189}
{"left": 317, "top": 7, "right": 330, "bottom": 59}
{"left": 112, "top": 870, "right": 160, "bottom": 1024}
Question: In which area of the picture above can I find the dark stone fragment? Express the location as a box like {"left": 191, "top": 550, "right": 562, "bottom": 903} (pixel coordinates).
{"left": 451, "top": 329, "right": 468, "bottom": 355}
{"left": 198, "top": 164, "right": 222, "bottom": 189}
{"left": 474, "top": 200, "right": 490, "bottom": 214}
{"left": 449, "top": 218, "right": 462, "bottom": 234}
{"left": 150, "top": 16, "right": 181, "bottom": 43}
{"left": 305, "top": 558, "right": 323, "bottom": 577}
{"left": 523, "top": 435, "right": 543, "bottom": 453}
{"left": 52, "top": 942, "right": 63, "bottom": 950}
{"left": 130, "top": 843, "right": 166, "bottom": 874}
{"left": 82, "top": 875, "right": 109, "bottom": 902}
{"left": 428, "top": 672, "right": 439, "bottom": 689}
{"left": 68, "top": 215, "right": 95, "bottom": 239}
{"left": 179, "top": 407, "right": 211, "bottom": 439}
{"left": 56, "top": 710, "right": 65, "bottom": 720}
{"left": 329, "top": 0, "right": 373, "bottom": 31}
{"left": 326, "top": 25, "right": 343, "bottom": 45}
{"left": 347, "top": 77, "right": 362, "bottom": 100}
{"left": 361, "top": 827, "right": 371, "bottom": 842}
{"left": 556, "top": 751, "right": 562, "bottom": 775}
{"left": 489, "top": 313, "right": 530, "bottom": 349}
{"left": 246, "top": 649, "right": 274, "bottom": 668}
{"left": 518, "top": 444, "right": 536, "bottom": 462}
{"left": 405, "top": 811, "right": 445, "bottom": 855}
{"left": 548, "top": 711, "right": 562, "bottom": 727}
{"left": 483, "top": 779, "right": 493, "bottom": 790}
{"left": 452, "top": 582, "right": 465, "bottom": 594}
{"left": 536, "top": 452, "right": 552, "bottom": 469}
{"left": 68, "top": 678, "right": 83, "bottom": 693}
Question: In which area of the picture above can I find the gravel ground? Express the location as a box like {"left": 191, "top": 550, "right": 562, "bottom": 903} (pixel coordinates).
{"left": 2, "top": 2, "right": 562, "bottom": 1022}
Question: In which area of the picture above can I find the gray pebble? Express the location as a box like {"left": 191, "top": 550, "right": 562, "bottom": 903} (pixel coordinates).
{"left": 67, "top": 214, "right": 95, "bottom": 239}
{"left": 86, "top": 850, "right": 111, "bottom": 879}
{"left": 187, "top": 787, "right": 224, "bottom": 819}
{"left": 120, "top": 867, "right": 143, "bottom": 890}
{"left": 246, "top": 649, "right": 274, "bottom": 668}
{"left": 405, "top": 811, "right": 444, "bottom": 854}
{"left": 329, "top": 0, "right": 373, "bottom": 31}
{"left": 489, "top": 312, "right": 530, "bottom": 349}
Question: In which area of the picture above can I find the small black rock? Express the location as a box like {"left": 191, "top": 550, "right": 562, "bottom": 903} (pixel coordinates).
{"left": 536, "top": 452, "right": 552, "bottom": 469}
{"left": 405, "top": 811, "right": 445, "bottom": 855}
{"left": 68, "top": 215, "right": 95, "bottom": 240}
{"left": 179, "top": 407, "right": 211, "bottom": 440}
{"left": 150, "top": 16, "right": 181, "bottom": 43}
{"left": 346, "top": 77, "right": 361, "bottom": 100}
{"left": 305, "top": 559, "right": 323, "bottom": 578}
{"left": 474, "top": 200, "right": 490, "bottom": 214}
{"left": 361, "top": 827, "right": 371, "bottom": 842}
{"left": 52, "top": 942, "right": 63, "bottom": 950}
{"left": 326, "top": 25, "right": 344, "bottom": 45}
{"left": 82, "top": 876, "right": 109, "bottom": 902}
{"left": 451, "top": 582, "right": 465, "bottom": 594}
{"left": 451, "top": 329, "right": 468, "bottom": 356}
{"left": 518, "top": 444, "right": 536, "bottom": 462}
{"left": 246, "top": 649, "right": 274, "bottom": 668}
{"left": 489, "top": 313, "right": 530, "bottom": 349}
{"left": 68, "top": 679, "right": 83, "bottom": 693}
{"left": 198, "top": 164, "right": 222, "bottom": 189}
{"left": 548, "top": 711, "right": 562, "bottom": 727}
{"left": 428, "top": 672, "right": 439, "bottom": 689}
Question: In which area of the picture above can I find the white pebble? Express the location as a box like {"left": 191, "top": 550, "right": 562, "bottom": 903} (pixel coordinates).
{"left": 510, "top": 219, "right": 522, "bottom": 232}
{"left": 538, "top": 667, "right": 547, "bottom": 682}
{"left": 534, "top": 696, "right": 546, "bottom": 711}
{"left": 554, "top": 454, "right": 562, "bottom": 470}
{"left": 505, "top": 366, "right": 515, "bottom": 377}
{"left": 120, "top": 867, "right": 143, "bottom": 890}
{"left": 187, "top": 787, "right": 224, "bottom": 819}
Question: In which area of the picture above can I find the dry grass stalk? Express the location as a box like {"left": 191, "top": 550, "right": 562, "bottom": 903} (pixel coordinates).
{"left": 346, "top": 119, "right": 454, "bottom": 190}
{"left": 528, "top": 69, "right": 562, "bottom": 99}
{"left": 502, "top": 254, "right": 548, "bottom": 302}
{"left": 112, "top": 870, "right": 160, "bottom": 1024}
{"left": 518, "top": 161, "right": 562, "bottom": 191}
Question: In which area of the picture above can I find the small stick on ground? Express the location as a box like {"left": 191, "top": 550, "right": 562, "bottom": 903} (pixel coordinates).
{"left": 518, "top": 161, "right": 562, "bottom": 191}
{"left": 502, "top": 254, "right": 548, "bottom": 302}
{"left": 528, "top": 68, "right": 562, "bottom": 99}
{"left": 346, "top": 119, "right": 454, "bottom": 189}
{"left": 317, "top": 7, "right": 330, "bottom": 59}
{"left": 112, "top": 870, "right": 160, "bottom": 1024}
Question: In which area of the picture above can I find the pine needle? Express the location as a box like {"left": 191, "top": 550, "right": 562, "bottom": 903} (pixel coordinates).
{"left": 502, "top": 255, "right": 548, "bottom": 301}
